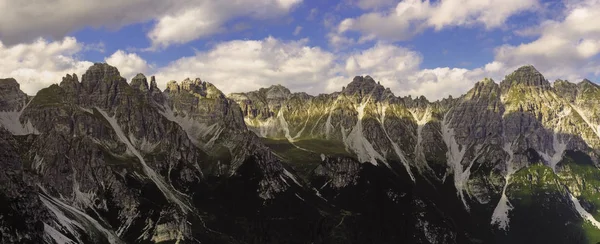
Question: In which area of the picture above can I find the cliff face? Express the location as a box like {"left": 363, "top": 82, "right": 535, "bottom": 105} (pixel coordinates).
{"left": 1, "top": 63, "right": 599, "bottom": 243}
{"left": 0, "top": 64, "right": 306, "bottom": 244}
{"left": 230, "top": 65, "right": 600, "bottom": 243}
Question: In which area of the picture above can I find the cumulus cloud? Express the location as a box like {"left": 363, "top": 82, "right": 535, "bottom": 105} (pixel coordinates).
{"left": 334, "top": 43, "right": 488, "bottom": 100}
{"left": 490, "top": 0, "right": 600, "bottom": 82}
{"left": 148, "top": 0, "right": 301, "bottom": 50}
{"left": 355, "top": 0, "right": 397, "bottom": 10}
{"left": 153, "top": 37, "right": 338, "bottom": 94}
{"left": 0, "top": 0, "right": 165, "bottom": 46}
{"left": 293, "top": 26, "right": 303, "bottom": 36}
{"left": 0, "top": 37, "right": 92, "bottom": 95}
{"left": 0, "top": 37, "right": 155, "bottom": 95}
{"left": 0, "top": 35, "right": 560, "bottom": 101}
{"left": 0, "top": 0, "right": 301, "bottom": 49}
{"left": 105, "top": 50, "right": 151, "bottom": 81}
{"left": 154, "top": 39, "right": 492, "bottom": 100}
{"left": 336, "top": 0, "right": 539, "bottom": 43}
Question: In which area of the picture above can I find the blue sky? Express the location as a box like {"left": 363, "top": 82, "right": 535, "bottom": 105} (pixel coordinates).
{"left": 0, "top": 0, "right": 599, "bottom": 100}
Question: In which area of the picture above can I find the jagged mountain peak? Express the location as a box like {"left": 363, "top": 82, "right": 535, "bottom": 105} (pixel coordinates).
{"left": 79, "top": 63, "right": 127, "bottom": 94}
{"left": 165, "top": 77, "right": 225, "bottom": 99}
{"left": 553, "top": 79, "right": 578, "bottom": 102}
{"left": 404, "top": 94, "right": 429, "bottom": 102}
{"left": 2, "top": 63, "right": 600, "bottom": 243}
{"left": 352, "top": 75, "right": 376, "bottom": 84}
{"left": 82, "top": 62, "right": 121, "bottom": 81}
{"left": 149, "top": 75, "right": 158, "bottom": 91}
{"left": 0, "top": 78, "right": 28, "bottom": 111}
{"left": 480, "top": 77, "right": 496, "bottom": 85}
{"left": 342, "top": 75, "right": 392, "bottom": 101}
{"left": 500, "top": 65, "right": 550, "bottom": 91}
{"left": 464, "top": 78, "right": 500, "bottom": 101}
{"left": 131, "top": 73, "right": 149, "bottom": 92}
{"left": 344, "top": 75, "right": 377, "bottom": 90}
{"left": 554, "top": 79, "right": 575, "bottom": 87}
{"left": 0, "top": 77, "right": 18, "bottom": 87}
{"left": 263, "top": 84, "right": 291, "bottom": 99}
{"left": 579, "top": 78, "right": 600, "bottom": 88}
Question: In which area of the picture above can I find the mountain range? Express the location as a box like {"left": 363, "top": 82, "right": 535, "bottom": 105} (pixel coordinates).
{"left": 0, "top": 63, "right": 599, "bottom": 243}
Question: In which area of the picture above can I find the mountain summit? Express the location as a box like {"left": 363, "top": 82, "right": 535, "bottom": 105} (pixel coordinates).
{"left": 1, "top": 64, "right": 599, "bottom": 244}
{"left": 500, "top": 65, "right": 551, "bottom": 90}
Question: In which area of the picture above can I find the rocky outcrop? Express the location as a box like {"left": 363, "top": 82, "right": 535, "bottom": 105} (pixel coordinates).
{"left": 0, "top": 78, "right": 29, "bottom": 111}
{"left": 0, "top": 63, "right": 311, "bottom": 243}
{"left": 231, "top": 65, "right": 600, "bottom": 243}
{"left": 0, "top": 130, "right": 48, "bottom": 243}
{"left": 1, "top": 64, "right": 600, "bottom": 243}
{"left": 499, "top": 65, "right": 551, "bottom": 91}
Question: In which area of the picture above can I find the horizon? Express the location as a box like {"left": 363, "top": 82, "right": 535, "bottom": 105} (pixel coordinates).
{"left": 4, "top": 62, "right": 596, "bottom": 102}
{"left": 1, "top": 0, "right": 599, "bottom": 100}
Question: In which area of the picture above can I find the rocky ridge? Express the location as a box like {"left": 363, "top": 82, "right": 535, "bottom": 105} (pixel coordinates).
{"left": 0, "top": 63, "right": 599, "bottom": 243}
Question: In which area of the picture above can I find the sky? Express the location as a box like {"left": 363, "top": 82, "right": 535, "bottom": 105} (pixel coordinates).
{"left": 0, "top": 0, "right": 599, "bottom": 100}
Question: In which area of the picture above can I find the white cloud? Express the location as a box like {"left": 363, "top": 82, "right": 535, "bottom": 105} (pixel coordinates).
{"left": 355, "top": 0, "right": 397, "bottom": 10}
{"left": 307, "top": 8, "right": 319, "bottom": 21}
{"left": 0, "top": 0, "right": 302, "bottom": 49}
{"left": 155, "top": 39, "right": 489, "bottom": 100}
{"left": 153, "top": 37, "right": 337, "bottom": 94}
{"left": 0, "top": 35, "right": 558, "bottom": 102}
{"left": 83, "top": 42, "right": 106, "bottom": 53}
{"left": 293, "top": 26, "right": 303, "bottom": 36}
{"left": 147, "top": 0, "right": 301, "bottom": 49}
{"left": 0, "top": 0, "right": 166, "bottom": 46}
{"left": 0, "top": 37, "right": 93, "bottom": 95}
{"left": 105, "top": 50, "right": 151, "bottom": 81}
{"left": 490, "top": 0, "right": 600, "bottom": 82}
{"left": 336, "top": 0, "right": 539, "bottom": 43}
{"left": 328, "top": 33, "right": 356, "bottom": 49}
{"left": 335, "top": 43, "right": 486, "bottom": 100}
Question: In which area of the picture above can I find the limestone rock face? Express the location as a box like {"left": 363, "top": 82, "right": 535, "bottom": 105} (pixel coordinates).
{"left": 0, "top": 78, "right": 29, "bottom": 111}
{"left": 1, "top": 64, "right": 600, "bottom": 244}
{"left": 0, "top": 63, "right": 303, "bottom": 244}
{"left": 500, "top": 65, "right": 551, "bottom": 91}
{"left": 229, "top": 65, "right": 600, "bottom": 243}
{"left": 0, "top": 130, "right": 48, "bottom": 243}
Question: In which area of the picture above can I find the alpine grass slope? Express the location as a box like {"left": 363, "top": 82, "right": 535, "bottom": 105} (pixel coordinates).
{"left": 1, "top": 64, "right": 599, "bottom": 243}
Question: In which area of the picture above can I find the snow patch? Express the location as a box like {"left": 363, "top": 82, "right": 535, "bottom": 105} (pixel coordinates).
{"left": 44, "top": 223, "right": 76, "bottom": 244}
{"left": 292, "top": 108, "right": 311, "bottom": 140}
{"left": 277, "top": 109, "right": 295, "bottom": 143}
{"left": 571, "top": 104, "right": 600, "bottom": 140}
{"left": 78, "top": 106, "right": 94, "bottom": 114}
{"left": 283, "top": 168, "right": 302, "bottom": 186}
{"left": 441, "top": 112, "right": 471, "bottom": 210}
{"left": 320, "top": 153, "right": 326, "bottom": 161}
{"left": 0, "top": 111, "right": 38, "bottom": 135}
{"left": 410, "top": 107, "right": 432, "bottom": 161}
{"left": 245, "top": 116, "right": 279, "bottom": 138}
{"left": 40, "top": 195, "right": 85, "bottom": 243}
{"left": 116, "top": 213, "right": 137, "bottom": 236}
{"left": 129, "top": 136, "right": 160, "bottom": 154}
{"left": 40, "top": 193, "right": 123, "bottom": 244}
{"left": 295, "top": 193, "right": 305, "bottom": 202}
{"left": 540, "top": 135, "right": 567, "bottom": 172}
{"left": 32, "top": 154, "right": 45, "bottom": 173}
{"left": 159, "top": 103, "right": 223, "bottom": 148}
{"left": 277, "top": 109, "right": 312, "bottom": 151}
{"left": 96, "top": 108, "right": 191, "bottom": 213}
{"left": 491, "top": 142, "right": 517, "bottom": 231}
{"left": 570, "top": 193, "right": 600, "bottom": 229}
{"left": 378, "top": 105, "right": 415, "bottom": 182}
{"left": 325, "top": 97, "right": 342, "bottom": 139}
{"left": 342, "top": 99, "right": 384, "bottom": 165}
